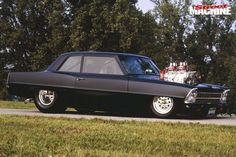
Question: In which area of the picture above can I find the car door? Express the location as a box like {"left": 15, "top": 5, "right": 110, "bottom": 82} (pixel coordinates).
{"left": 75, "top": 55, "right": 128, "bottom": 96}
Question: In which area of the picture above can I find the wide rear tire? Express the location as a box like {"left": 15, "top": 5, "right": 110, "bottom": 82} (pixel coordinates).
{"left": 34, "top": 90, "right": 67, "bottom": 113}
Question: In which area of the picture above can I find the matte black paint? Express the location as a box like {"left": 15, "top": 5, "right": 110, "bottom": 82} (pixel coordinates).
{"left": 7, "top": 51, "right": 227, "bottom": 114}
{"left": 7, "top": 52, "right": 194, "bottom": 98}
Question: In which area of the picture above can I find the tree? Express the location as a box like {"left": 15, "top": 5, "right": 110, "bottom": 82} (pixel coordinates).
{"left": 151, "top": 0, "right": 192, "bottom": 68}
{"left": 0, "top": 0, "right": 70, "bottom": 72}
{"left": 0, "top": 0, "right": 71, "bottom": 99}
{"left": 30, "top": 0, "right": 72, "bottom": 70}
{"left": 185, "top": 0, "right": 236, "bottom": 83}
{"left": 69, "top": 0, "right": 157, "bottom": 54}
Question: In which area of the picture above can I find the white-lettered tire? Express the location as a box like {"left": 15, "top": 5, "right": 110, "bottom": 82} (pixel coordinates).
{"left": 150, "top": 96, "right": 176, "bottom": 118}
{"left": 34, "top": 90, "right": 67, "bottom": 113}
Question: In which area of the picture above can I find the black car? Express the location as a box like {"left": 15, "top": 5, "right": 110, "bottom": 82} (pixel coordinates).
{"left": 7, "top": 52, "right": 230, "bottom": 117}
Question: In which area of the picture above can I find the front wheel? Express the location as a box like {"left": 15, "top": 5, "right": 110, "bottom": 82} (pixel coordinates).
{"left": 34, "top": 90, "right": 67, "bottom": 113}
{"left": 150, "top": 96, "right": 176, "bottom": 118}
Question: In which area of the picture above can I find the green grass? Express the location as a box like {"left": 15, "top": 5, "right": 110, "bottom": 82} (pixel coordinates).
{"left": 0, "top": 115, "right": 235, "bottom": 157}
{"left": 0, "top": 101, "right": 235, "bottom": 156}
{"left": 0, "top": 101, "right": 76, "bottom": 111}
{"left": 0, "top": 100, "right": 35, "bottom": 109}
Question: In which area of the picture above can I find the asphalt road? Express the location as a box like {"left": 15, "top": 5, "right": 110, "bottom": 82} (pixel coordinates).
{"left": 0, "top": 108, "right": 236, "bottom": 126}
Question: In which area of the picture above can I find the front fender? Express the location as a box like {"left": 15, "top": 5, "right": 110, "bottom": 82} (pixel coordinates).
{"left": 128, "top": 79, "right": 193, "bottom": 98}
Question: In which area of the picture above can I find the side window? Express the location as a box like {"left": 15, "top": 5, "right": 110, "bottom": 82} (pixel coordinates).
{"left": 58, "top": 56, "right": 82, "bottom": 72}
{"left": 82, "top": 56, "right": 123, "bottom": 75}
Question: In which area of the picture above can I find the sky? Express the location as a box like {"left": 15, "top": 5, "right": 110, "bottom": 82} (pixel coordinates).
{"left": 137, "top": 0, "right": 230, "bottom": 13}
{"left": 137, "top": 0, "right": 155, "bottom": 13}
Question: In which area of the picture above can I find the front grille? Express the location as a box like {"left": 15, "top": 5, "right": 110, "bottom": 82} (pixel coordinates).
{"left": 195, "top": 92, "right": 222, "bottom": 104}
{"left": 197, "top": 92, "right": 222, "bottom": 98}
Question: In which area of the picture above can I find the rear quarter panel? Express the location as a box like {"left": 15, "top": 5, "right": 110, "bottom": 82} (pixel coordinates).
{"left": 8, "top": 72, "right": 76, "bottom": 98}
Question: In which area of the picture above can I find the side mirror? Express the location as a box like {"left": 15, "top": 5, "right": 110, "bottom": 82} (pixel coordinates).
{"left": 145, "top": 69, "right": 153, "bottom": 74}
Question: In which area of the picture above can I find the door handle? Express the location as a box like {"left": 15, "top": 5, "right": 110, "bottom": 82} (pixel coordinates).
{"left": 76, "top": 77, "right": 85, "bottom": 81}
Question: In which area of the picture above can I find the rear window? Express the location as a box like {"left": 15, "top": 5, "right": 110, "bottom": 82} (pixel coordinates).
{"left": 58, "top": 56, "right": 82, "bottom": 72}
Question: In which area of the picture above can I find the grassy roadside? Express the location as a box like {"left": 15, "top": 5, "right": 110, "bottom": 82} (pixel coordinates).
{"left": 0, "top": 100, "right": 35, "bottom": 109}
{"left": 0, "top": 115, "right": 235, "bottom": 157}
{"left": 0, "top": 101, "right": 76, "bottom": 111}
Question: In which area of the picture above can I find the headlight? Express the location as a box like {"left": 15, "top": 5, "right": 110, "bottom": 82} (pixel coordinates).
{"left": 184, "top": 88, "right": 198, "bottom": 104}
{"left": 220, "top": 89, "right": 230, "bottom": 103}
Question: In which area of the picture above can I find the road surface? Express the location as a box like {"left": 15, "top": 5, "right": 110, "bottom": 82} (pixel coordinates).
{"left": 0, "top": 108, "right": 235, "bottom": 126}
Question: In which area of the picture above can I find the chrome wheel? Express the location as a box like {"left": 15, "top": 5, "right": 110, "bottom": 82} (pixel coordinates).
{"left": 152, "top": 96, "right": 174, "bottom": 115}
{"left": 35, "top": 90, "right": 67, "bottom": 113}
{"left": 38, "top": 90, "right": 55, "bottom": 106}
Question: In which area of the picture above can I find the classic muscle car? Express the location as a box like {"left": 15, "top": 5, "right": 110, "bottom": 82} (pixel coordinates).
{"left": 6, "top": 52, "right": 230, "bottom": 117}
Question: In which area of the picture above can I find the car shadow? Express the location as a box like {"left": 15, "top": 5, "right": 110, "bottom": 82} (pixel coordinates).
{"left": 63, "top": 110, "right": 233, "bottom": 120}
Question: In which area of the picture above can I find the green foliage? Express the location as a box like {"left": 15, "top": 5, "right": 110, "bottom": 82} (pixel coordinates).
{"left": 151, "top": 0, "right": 192, "bottom": 68}
{"left": 0, "top": 100, "right": 35, "bottom": 109}
{"left": 70, "top": 0, "right": 156, "bottom": 53}
{"left": 151, "top": 0, "right": 236, "bottom": 109}
{"left": 0, "top": 115, "right": 236, "bottom": 156}
{"left": 0, "top": 0, "right": 71, "bottom": 71}
{"left": 0, "top": 0, "right": 156, "bottom": 71}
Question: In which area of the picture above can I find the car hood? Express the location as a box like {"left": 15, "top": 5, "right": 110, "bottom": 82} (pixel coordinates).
{"left": 129, "top": 75, "right": 226, "bottom": 92}
{"left": 195, "top": 83, "right": 227, "bottom": 92}
{"left": 128, "top": 75, "right": 194, "bottom": 89}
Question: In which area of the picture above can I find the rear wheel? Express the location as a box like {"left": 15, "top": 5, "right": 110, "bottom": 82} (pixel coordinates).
{"left": 34, "top": 90, "right": 67, "bottom": 113}
{"left": 150, "top": 96, "right": 176, "bottom": 118}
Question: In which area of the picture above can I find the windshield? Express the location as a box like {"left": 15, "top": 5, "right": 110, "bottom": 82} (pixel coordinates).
{"left": 119, "top": 55, "right": 160, "bottom": 75}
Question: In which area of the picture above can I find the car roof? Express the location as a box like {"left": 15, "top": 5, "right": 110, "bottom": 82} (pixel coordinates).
{"left": 61, "top": 51, "right": 149, "bottom": 59}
